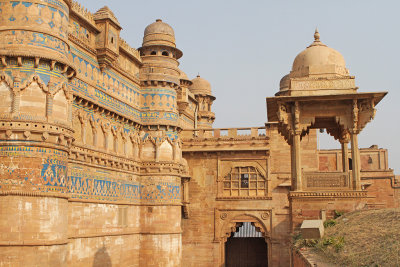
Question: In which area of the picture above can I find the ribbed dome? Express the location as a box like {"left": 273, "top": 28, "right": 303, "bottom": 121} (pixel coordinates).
{"left": 291, "top": 30, "right": 349, "bottom": 78}
{"left": 189, "top": 75, "right": 212, "bottom": 95}
{"left": 143, "top": 19, "right": 176, "bottom": 48}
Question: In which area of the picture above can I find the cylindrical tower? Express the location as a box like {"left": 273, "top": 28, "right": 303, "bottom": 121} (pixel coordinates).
{"left": 138, "top": 19, "right": 183, "bottom": 266}
{"left": 0, "top": 0, "right": 75, "bottom": 265}
{"left": 189, "top": 75, "right": 216, "bottom": 129}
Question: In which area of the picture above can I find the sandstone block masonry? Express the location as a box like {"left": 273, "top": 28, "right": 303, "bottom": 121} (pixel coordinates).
{"left": 0, "top": 1, "right": 398, "bottom": 267}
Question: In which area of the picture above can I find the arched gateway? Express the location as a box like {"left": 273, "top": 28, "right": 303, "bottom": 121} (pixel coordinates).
{"left": 214, "top": 211, "right": 272, "bottom": 267}
{"left": 225, "top": 222, "right": 268, "bottom": 267}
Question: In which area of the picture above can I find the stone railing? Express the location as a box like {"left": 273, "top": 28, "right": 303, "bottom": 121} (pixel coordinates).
{"left": 303, "top": 171, "right": 350, "bottom": 190}
{"left": 181, "top": 127, "right": 267, "bottom": 140}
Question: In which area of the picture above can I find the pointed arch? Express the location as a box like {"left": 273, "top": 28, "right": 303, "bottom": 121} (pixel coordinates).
{"left": 141, "top": 136, "right": 156, "bottom": 161}
{"left": 159, "top": 138, "right": 174, "bottom": 161}
{"left": 52, "top": 83, "right": 69, "bottom": 123}
{"left": 19, "top": 75, "right": 48, "bottom": 118}
{"left": 0, "top": 73, "right": 14, "bottom": 113}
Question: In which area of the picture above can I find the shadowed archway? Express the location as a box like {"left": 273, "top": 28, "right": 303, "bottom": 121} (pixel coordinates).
{"left": 214, "top": 211, "right": 272, "bottom": 267}
{"left": 225, "top": 222, "right": 268, "bottom": 267}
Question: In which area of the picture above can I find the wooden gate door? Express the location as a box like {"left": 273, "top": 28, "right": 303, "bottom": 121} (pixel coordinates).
{"left": 225, "top": 237, "right": 268, "bottom": 267}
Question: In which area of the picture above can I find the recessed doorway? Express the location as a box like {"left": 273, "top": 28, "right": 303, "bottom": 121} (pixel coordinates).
{"left": 225, "top": 222, "right": 268, "bottom": 267}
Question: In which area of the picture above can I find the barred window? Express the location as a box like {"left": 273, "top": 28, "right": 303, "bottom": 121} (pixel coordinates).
{"left": 223, "top": 167, "right": 267, "bottom": 197}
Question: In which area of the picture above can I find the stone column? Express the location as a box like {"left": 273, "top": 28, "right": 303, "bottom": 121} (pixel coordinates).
{"left": 341, "top": 141, "right": 349, "bottom": 172}
{"left": 350, "top": 132, "right": 361, "bottom": 190}
{"left": 291, "top": 133, "right": 302, "bottom": 191}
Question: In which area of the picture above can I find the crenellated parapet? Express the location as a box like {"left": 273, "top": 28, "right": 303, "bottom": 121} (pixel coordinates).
{"left": 71, "top": 0, "right": 95, "bottom": 25}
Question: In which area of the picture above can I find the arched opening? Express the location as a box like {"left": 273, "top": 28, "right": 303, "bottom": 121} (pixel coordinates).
{"left": 150, "top": 51, "right": 157, "bottom": 55}
{"left": 162, "top": 51, "right": 169, "bottom": 57}
{"left": 225, "top": 222, "right": 268, "bottom": 267}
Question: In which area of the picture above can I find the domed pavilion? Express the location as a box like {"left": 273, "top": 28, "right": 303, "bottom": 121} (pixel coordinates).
{"left": 267, "top": 29, "right": 387, "bottom": 193}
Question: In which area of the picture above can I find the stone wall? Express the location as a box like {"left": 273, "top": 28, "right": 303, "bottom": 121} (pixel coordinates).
{"left": 0, "top": 0, "right": 185, "bottom": 266}
{"left": 0, "top": 1, "right": 398, "bottom": 266}
{"left": 181, "top": 125, "right": 321, "bottom": 266}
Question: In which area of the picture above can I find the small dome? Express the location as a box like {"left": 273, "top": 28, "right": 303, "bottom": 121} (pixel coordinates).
{"left": 279, "top": 74, "right": 290, "bottom": 91}
{"left": 143, "top": 19, "right": 176, "bottom": 48}
{"left": 291, "top": 30, "right": 349, "bottom": 78}
{"left": 179, "top": 70, "right": 189, "bottom": 80}
{"left": 189, "top": 75, "right": 212, "bottom": 95}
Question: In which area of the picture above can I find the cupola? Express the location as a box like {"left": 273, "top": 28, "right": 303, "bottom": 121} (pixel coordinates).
{"left": 290, "top": 29, "right": 349, "bottom": 79}
{"left": 189, "top": 75, "right": 214, "bottom": 97}
{"left": 276, "top": 30, "right": 357, "bottom": 96}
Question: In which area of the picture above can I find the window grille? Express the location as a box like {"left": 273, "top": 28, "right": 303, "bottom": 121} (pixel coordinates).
{"left": 223, "top": 167, "right": 266, "bottom": 197}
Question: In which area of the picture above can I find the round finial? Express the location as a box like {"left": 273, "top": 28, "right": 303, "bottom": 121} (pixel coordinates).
{"left": 314, "top": 28, "right": 320, "bottom": 41}
{"left": 156, "top": 19, "right": 162, "bottom": 22}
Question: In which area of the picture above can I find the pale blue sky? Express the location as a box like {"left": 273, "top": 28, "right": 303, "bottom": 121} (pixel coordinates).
{"left": 78, "top": 0, "right": 400, "bottom": 170}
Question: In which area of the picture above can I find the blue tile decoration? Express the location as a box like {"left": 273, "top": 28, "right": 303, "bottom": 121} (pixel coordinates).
{"left": 68, "top": 165, "right": 181, "bottom": 204}
{"left": 0, "top": 146, "right": 181, "bottom": 203}
{"left": 0, "top": 1, "right": 69, "bottom": 40}
{"left": 0, "top": 30, "right": 69, "bottom": 58}
{"left": 0, "top": 146, "right": 68, "bottom": 194}
{"left": 0, "top": 0, "right": 184, "bottom": 206}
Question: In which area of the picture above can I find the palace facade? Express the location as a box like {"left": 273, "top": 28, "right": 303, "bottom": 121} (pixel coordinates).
{"left": 0, "top": 1, "right": 398, "bottom": 266}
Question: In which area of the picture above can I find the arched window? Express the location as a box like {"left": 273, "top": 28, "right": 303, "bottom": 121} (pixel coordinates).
{"left": 223, "top": 166, "right": 267, "bottom": 198}
{"left": 162, "top": 51, "right": 169, "bottom": 57}
{"left": 150, "top": 51, "right": 157, "bottom": 55}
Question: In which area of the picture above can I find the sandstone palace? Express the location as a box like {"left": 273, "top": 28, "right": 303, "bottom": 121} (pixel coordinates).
{"left": 0, "top": 1, "right": 398, "bottom": 266}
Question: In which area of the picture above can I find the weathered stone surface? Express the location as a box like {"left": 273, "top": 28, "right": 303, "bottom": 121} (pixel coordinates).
{"left": 0, "top": 2, "right": 397, "bottom": 267}
{"left": 300, "top": 220, "right": 324, "bottom": 239}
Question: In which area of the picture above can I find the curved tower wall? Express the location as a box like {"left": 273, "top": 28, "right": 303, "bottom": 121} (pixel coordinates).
{"left": 0, "top": 2, "right": 189, "bottom": 265}
{"left": 138, "top": 20, "right": 183, "bottom": 267}
{"left": 0, "top": 0, "right": 75, "bottom": 266}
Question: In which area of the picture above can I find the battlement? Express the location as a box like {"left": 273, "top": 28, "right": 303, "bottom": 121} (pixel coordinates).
{"left": 71, "top": 0, "right": 96, "bottom": 25}
{"left": 119, "top": 37, "right": 142, "bottom": 63}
